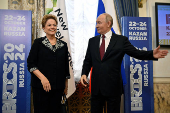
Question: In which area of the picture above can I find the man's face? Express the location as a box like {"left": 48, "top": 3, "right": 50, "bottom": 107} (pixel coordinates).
{"left": 96, "top": 14, "right": 110, "bottom": 35}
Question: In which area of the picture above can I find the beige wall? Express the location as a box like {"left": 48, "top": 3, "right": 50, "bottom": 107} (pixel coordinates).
{"left": 0, "top": 0, "right": 8, "bottom": 9}
{"left": 139, "top": 0, "right": 170, "bottom": 82}
{"left": 139, "top": 0, "right": 147, "bottom": 17}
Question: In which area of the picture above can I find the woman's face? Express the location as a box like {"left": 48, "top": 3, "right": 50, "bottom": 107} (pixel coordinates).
{"left": 43, "top": 19, "right": 57, "bottom": 37}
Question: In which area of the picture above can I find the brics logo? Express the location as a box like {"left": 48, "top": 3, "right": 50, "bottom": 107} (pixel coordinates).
{"left": 166, "top": 14, "right": 170, "bottom": 24}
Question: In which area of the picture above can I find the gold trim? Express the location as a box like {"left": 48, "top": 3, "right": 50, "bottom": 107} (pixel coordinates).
{"left": 138, "top": 0, "right": 143, "bottom": 8}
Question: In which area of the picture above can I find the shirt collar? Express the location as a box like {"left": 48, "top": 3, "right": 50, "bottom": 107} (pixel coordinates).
{"left": 101, "top": 30, "right": 112, "bottom": 39}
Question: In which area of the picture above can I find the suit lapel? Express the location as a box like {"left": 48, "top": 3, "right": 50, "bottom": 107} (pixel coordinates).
{"left": 94, "top": 35, "right": 101, "bottom": 61}
{"left": 102, "top": 33, "right": 118, "bottom": 60}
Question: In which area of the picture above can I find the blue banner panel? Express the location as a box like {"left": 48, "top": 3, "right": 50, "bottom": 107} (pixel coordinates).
{"left": 121, "top": 17, "right": 154, "bottom": 113}
{"left": 0, "top": 9, "right": 31, "bottom": 113}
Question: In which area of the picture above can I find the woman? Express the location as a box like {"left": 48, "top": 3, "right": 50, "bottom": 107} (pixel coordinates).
{"left": 27, "top": 14, "right": 70, "bottom": 113}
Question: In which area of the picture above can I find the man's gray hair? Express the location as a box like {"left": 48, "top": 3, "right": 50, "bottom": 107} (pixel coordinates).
{"left": 102, "top": 13, "right": 113, "bottom": 28}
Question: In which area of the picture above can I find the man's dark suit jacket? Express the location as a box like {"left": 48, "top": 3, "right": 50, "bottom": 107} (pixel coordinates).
{"left": 82, "top": 32, "right": 156, "bottom": 96}
{"left": 27, "top": 36, "right": 70, "bottom": 90}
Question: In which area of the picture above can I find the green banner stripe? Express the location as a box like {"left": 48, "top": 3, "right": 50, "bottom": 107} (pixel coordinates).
{"left": 53, "top": 0, "right": 57, "bottom": 7}
{"left": 45, "top": 8, "right": 53, "bottom": 14}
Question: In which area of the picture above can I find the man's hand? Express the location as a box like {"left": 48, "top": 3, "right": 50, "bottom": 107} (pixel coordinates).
{"left": 153, "top": 45, "right": 168, "bottom": 58}
{"left": 80, "top": 75, "right": 88, "bottom": 87}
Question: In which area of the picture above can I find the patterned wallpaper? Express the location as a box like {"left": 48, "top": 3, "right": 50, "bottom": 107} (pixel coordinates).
{"left": 8, "top": 0, "right": 45, "bottom": 41}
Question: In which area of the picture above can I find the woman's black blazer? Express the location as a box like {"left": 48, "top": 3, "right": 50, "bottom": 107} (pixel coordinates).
{"left": 27, "top": 36, "right": 70, "bottom": 90}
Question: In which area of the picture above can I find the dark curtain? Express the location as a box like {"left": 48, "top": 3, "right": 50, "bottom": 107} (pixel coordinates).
{"left": 114, "top": 0, "right": 139, "bottom": 33}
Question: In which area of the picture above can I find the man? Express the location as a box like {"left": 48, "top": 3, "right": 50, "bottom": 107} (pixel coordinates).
{"left": 80, "top": 13, "right": 168, "bottom": 113}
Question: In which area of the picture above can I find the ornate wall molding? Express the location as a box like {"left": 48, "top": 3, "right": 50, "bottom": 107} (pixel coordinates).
{"left": 138, "top": 0, "right": 143, "bottom": 8}
{"left": 154, "top": 77, "right": 170, "bottom": 83}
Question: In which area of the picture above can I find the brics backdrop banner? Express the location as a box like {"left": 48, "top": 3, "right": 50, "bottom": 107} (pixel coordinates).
{"left": 122, "top": 17, "right": 154, "bottom": 113}
{"left": 0, "top": 9, "right": 31, "bottom": 113}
